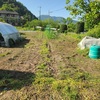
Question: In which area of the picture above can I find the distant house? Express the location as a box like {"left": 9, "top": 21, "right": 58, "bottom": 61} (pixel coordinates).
{"left": 0, "top": 10, "right": 20, "bottom": 25}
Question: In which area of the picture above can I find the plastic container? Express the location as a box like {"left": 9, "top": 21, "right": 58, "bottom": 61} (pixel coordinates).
{"left": 89, "top": 45, "right": 100, "bottom": 59}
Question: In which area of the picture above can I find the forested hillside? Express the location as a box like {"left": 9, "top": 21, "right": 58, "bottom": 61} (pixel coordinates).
{"left": 0, "top": 0, "right": 37, "bottom": 21}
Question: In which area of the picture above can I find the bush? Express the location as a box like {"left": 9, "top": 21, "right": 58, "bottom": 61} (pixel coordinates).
{"left": 60, "top": 24, "right": 67, "bottom": 33}
{"left": 67, "top": 23, "right": 76, "bottom": 32}
{"left": 86, "top": 23, "right": 100, "bottom": 38}
{"left": 0, "top": 18, "right": 5, "bottom": 22}
{"left": 44, "top": 30, "right": 57, "bottom": 39}
{"left": 41, "top": 26, "right": 45, "bottom": 31}
{"left": 76, "top": 22, "right": 84, "bottom": 33}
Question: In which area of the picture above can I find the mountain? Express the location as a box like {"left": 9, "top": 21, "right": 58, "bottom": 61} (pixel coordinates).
{"left": 39, "top": 15, "right": 65, "bottom": 22}
{"left": 39, "top": 15, "right": 77, "bottom": 24}
{"left": 0, "top": 0, "right": 37, "bottom": 20}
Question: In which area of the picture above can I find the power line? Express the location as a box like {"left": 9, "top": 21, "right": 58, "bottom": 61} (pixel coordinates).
{"left": 50, "top": 7, "right": 65, "bottom": 13}
{"left": 48, "top": 7, "right": 65, "bottom": 16}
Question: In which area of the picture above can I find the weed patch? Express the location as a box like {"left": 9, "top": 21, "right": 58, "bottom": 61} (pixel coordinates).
{"left": 43, "top": 30, "right": 58, "bottom": 39}
{"left": 0, "top": 70, "right": 35, "bottom": 91}
{"left": 77, "top": 48, "right": 89, "bottom": 58}
{"left": 0, "top": 52, "right": 11, "bottom": 57}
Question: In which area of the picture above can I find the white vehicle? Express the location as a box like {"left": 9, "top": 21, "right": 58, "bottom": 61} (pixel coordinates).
{"left": 0, "top": 22, "right": 21, "bottom": 47}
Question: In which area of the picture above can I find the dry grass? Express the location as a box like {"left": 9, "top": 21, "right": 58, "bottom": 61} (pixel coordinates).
{"left": 0, "top": 32, "right": 100, "bottom": 100}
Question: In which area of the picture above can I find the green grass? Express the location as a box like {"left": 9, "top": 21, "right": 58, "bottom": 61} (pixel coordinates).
{"left": 67, "top": 33, "right": 86, "bottom": 41}
{"left": 77, "top": 48, "right": 89, "bottom": 58}
{"left": 0, "top": 52, "right": 11, "bottom": 57}
{"left": 31, "top": 32, "right": 100, "bottom": 100}
{"left": 0, "top": 70, "right": 35, "bottom": 91}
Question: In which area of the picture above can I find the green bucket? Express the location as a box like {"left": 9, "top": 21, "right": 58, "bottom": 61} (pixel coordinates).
{"left": 89, "top": 45, "right": 100, "bottom": 59}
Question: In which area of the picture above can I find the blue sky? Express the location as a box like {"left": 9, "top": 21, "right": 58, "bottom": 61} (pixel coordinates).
{"left": 16, "top": 0, "right": 72, "bottom": 18}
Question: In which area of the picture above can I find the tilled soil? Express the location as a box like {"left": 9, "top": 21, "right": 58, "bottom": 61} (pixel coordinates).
{"left": 0, "top": 32, "right": 100, "bottom": 100}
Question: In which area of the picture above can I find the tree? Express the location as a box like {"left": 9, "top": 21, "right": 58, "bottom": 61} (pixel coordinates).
{"left": 66, "top": 0, "right": 100, "bottom": 29}
{"left": 43, "top": 19, "right": 59, "bottom": 28}
{"left": 0, "top": 0, "right": 37, "bottom": 24}
{"left": 66, "top": 17, "right": 73, "bottom": 24}
{"left": 0, "top": 4, "right": 15, "bottom": 11}
{"left": 0, "top": 18, "right": 5, "bottom": 22}
{"left": 29, "top": 19, "right": 42, "bottom": 30}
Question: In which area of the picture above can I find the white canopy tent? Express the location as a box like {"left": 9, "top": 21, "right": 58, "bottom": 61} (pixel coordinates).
{"left": 0, "top": 22, "right": 20, "bottom": 47}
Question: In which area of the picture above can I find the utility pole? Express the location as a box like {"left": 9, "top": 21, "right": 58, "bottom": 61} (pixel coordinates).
{"left": 39, "top": 6, "right": 41, "bottom": 20}
{"left": 48, "top": 10, "right": 53, "bottom": 33}
{"left": 48, "top": 10, "right": 52, "bottom": 24}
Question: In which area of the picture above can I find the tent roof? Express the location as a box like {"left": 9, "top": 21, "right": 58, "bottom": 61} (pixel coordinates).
{"left": 0, "top": 22, "right": 18, "bottom": 35}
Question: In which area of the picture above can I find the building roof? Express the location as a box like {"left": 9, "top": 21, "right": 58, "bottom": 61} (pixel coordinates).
{"left": 0, "top": 10, "right": 19, "bottom": 15}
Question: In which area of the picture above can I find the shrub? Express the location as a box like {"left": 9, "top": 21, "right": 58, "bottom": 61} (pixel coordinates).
{"left": 86, "top": 23, "right": 100, "bottom": 38}
{"left": 67, "top": 23, "right": 76, "bottom": 32}
{"left": 41, "top": 26, "right": 45, "bottom": 31}
{"left": 44, "top": 30, "right": 57, "bottom": 39}
{"left": 76, "top": 22, "right": 84, "bottom": 33}
{"left": 60, "top": 24, "right": 67, "bottom": 33}
{"left": 0, "top": 18, "right": 5, "bottom": 22}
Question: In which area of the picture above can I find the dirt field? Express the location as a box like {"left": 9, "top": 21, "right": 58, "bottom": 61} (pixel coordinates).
{"left": 0, "top": 31, "right": 100, "bottom": 100}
